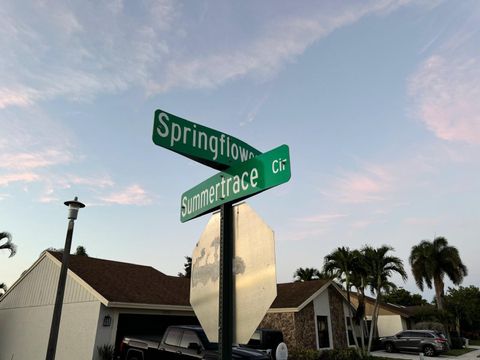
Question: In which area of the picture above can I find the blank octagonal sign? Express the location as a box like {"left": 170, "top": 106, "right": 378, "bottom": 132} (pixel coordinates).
{"left": 189, "top": 202, "right": 277, "bottom": 344}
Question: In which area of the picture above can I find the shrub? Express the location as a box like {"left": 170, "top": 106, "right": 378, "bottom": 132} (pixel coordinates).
{"left": 450, "top": 337, "right": 465, "bottom": 349}
{"left": 97, "top": 344, "right": 114, "bottom": 360}
{"left": 288, "top": 348, "right": 320, "bottom": 360}
{"left": 318, "top": 348, "right": 363, "bottom": 360}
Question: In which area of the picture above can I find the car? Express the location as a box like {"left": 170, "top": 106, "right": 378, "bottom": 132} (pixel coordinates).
{"left": 380, "top": 330, "right": 449, "bottom": 357}
{"left": 240, "top": 329, "right": 284, "bottom": 359}
{"left": 118, "top": 325, "right": 271, "bottom": 359}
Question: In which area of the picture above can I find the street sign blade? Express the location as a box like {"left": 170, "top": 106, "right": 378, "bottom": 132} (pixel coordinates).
{"left": 152, "top": 109, "right": 261, "bottom": 170}
{"left": 180, "top": 144, "right": 291, "bottom": 222}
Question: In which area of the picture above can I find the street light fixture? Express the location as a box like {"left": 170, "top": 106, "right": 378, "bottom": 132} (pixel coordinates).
{"left": 45, "top": 197, "right": 85, "bottom": 360}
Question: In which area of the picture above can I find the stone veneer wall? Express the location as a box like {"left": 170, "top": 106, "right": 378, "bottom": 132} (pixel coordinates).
{"left": 259, "top": 305, "right": 317, "bottom": 350}
{"left": 328, "top": 287, "right": 348, "bottom": 349}
{"left": 293, "top": 302, "right": 317, "bottom": 350}
{"left": 259, "top": 312, "right": 296, "bottom": 348}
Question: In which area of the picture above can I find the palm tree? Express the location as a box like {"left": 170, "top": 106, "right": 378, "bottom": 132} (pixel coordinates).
{"left": 293, "top": 267, "right": 323, "bottom": 282}
{"left": 0, "top": 232, "right": 16, "bottom": 258}
{"left": 350, "top": 249, "right": 369, "bottom": 350}
{"left": 410, "top": 236, "right": 467, "bottom": 310}
{"left": 323, "top": 247, "right": 361, "bottom": 350}
{"left": 362, "top": 245, "right": 407, "bottom": 354}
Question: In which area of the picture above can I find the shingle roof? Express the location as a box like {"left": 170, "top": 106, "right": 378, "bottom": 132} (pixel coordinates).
{"left": 48, "top": 251, "right": 190, "bottom": 306}
{"left": 342, "top": 290, "right": 412, "bottom": 318}
{"left": 47, "top": 252, "right": 333, "bottom": 310}
{"left": 271, "top": 279, "right": 330, "bottom": 308}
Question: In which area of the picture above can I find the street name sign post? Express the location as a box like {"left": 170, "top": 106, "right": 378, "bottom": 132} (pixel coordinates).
{"left": 151, "top": 109, "right": 291, "bottom": 360}
{"left": 152, "top": 109, "right": 261, "bottom": 170}
{"left": 180, "top": 144, "right": 291, "bottom": 222}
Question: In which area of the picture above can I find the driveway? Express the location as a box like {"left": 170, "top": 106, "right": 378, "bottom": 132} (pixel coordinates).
{"left": 372, "top": 346, "right": 480, "bottom": 360}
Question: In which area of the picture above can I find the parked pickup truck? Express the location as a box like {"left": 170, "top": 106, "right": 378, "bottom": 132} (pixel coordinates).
{"left": 119, "top": 325, "right": 271, "bottom": 360}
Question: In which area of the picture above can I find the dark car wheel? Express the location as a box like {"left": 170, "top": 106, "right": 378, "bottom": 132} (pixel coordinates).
{"left": 424, "top": 345, "right": 436, "bottom": 357}
{"left": 385, "top": 343, "right": 395, "bottom": 353}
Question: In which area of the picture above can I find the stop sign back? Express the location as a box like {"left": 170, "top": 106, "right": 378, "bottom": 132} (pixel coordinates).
{"left": 190, "top": 202, "right": 277, "bottom": 343}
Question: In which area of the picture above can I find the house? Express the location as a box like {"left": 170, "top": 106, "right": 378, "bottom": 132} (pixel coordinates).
{"left": 346, "top": 292, "right": 412, "bottom": 337}
{"left": 0, "top": 252, "right": 354, "bottom": 359}
{"left": 0, "top": 251, "right": 197, "bottom": 360}
{"left": 260, "top": 280, "right": 354, "bottom": 350}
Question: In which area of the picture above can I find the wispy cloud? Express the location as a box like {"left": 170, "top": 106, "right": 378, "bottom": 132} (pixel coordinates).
{"left": 0, "top": 173, "right": 40, "bottom": 186}
{"left": 322, "top": 165, "right": 394, "bottom": 204}
{"left": 240, "top": 94, "right": 269, "bottom": 127}
{"left": 153, "top": 1, "right": 415, "bottom": 93}
{"left": 297, "top": 213, "right": 348, "bottom": 223}
{"left": 409, "top": 4, "right": 480, "bottom": 144}
{"left": 0, "top": 0, "right": 415, "bottom": 108}
{"left": 100, "top": 185, "right": 152, "bottom": 206}
{"left": 0, "top": 149, "right": 73, "bottom": 170}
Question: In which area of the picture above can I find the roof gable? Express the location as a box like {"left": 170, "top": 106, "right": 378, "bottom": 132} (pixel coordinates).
{"left": 270, "top": 279, "right": 331, "bottom": 310}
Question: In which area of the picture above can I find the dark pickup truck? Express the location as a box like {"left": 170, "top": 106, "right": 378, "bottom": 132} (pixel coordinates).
{"left": 119, "top": 325, "right": 271, "bottom": 360}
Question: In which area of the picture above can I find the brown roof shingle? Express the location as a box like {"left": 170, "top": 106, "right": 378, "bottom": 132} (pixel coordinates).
{"left": 48, "top": 252, "right": 334, "bottom": 310}
{"left": 48, "top": 251, "right": 190, "bottom": 306}
{"left": 271, "top": 279, "right": 330, "bottom": 308}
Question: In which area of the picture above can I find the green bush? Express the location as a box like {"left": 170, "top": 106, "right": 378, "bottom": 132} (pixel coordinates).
{"left": 289, "top": 348, "right": 320, "bottom": 360}
{"left": 450, "top": 337, "right": 465, "bottom": 349}
{"left": 97, "top": 344, "right": 114, "bottom": 360}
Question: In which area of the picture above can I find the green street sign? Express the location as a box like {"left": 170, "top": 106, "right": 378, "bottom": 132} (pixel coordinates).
{"left": 152, "top": 109, "right": 261, "bottom": 170}
{"left": 180, "top": 144, "right": 291, "bottom": 222}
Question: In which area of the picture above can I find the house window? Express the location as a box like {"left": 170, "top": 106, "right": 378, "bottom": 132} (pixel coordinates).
{"left": 316, "top": 316, "right": 330, "bottom": 348}
{"left": 345, "top": 317, "right": 355, "bottom": 346}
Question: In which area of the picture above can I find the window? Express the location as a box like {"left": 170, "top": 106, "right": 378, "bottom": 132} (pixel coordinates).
{"left": 164, "top": 328, "right": 182, "bottom": 346}
{"left": 180, "top": 330, "right": 201, "bottom": 349}
{"left": 247, "top": 330, "right": 261, "bottom": 346}
{"left": 317, "top": 316, "right": 330, "bottom": 349}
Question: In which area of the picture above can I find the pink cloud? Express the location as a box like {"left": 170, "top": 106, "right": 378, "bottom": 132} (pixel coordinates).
{"left": 0, "top": 173, "right": 40, "bottom": 186}
{"left": 0, "top": 149, "right": 73, "bottom": 170}
{"left": 100, "top": 184, "right": 152, "bottom": 206}
{"left": 323, "top": 165, "right": 393, "bottom": 204}
{"left": 0, "top": 88, "right": 36, "bottom": 109}
{"left": 409, "top": 55, "right": 480, "bottom": 144}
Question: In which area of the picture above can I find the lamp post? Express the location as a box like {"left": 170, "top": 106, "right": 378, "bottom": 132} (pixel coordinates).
{"left": 45, "top": 197, "right": 85, "bottom": 360}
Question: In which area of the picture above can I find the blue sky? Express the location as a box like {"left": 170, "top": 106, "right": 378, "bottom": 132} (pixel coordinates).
{"left": 1, "top": 0, "right": 479, "bottom": 300}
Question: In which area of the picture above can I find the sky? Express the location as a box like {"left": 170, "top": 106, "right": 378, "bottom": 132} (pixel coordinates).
{"left": 1, "top": 0, "right": 479, "bottom": 301}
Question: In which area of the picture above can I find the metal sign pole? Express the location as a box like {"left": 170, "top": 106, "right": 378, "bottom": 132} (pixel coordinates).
{"left": 219, "top": 202, "right": 233, "bottom": 360}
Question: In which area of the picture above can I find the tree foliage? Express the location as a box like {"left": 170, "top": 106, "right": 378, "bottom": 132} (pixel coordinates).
{"left": 382, "top": 287, "right": 427, "bottom": 306}
{"left": 293, "top": 267, "right": 323, "bottom": 282}
{"left": 178, "top": 256, "right": 192, "bottom": 278}
{"left": 0, "top": 231, "right": 17, "bottom": 296}
{"left": 410, "top": 237, "right": 467, "bottom": 310}
{"left": 0, "top": 232, "right": 16, "bottom": 258}
{"left": 445, "top": 285, "right": 480, "bottom": 336}
{"left": 74, "top": 245, "right": 88, "bottom": 256}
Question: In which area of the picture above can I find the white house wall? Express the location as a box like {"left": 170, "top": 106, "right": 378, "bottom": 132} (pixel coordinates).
{"left": 0, "top": 298, "right": 102, "bottom": 360}
{"left": 0, "top": 256, "right": 96, "bottom": 309}
{"left": 377, "top": 315, "right": 404, "bottom": 337}
{"left": 312, "top": 289, "right": 333, "bottom": 349}
{"left": 94, "top": 304, "right": 119, "bottom": 355}
{"left": 0, "top": 256, "right": 103, "bottom": 360}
